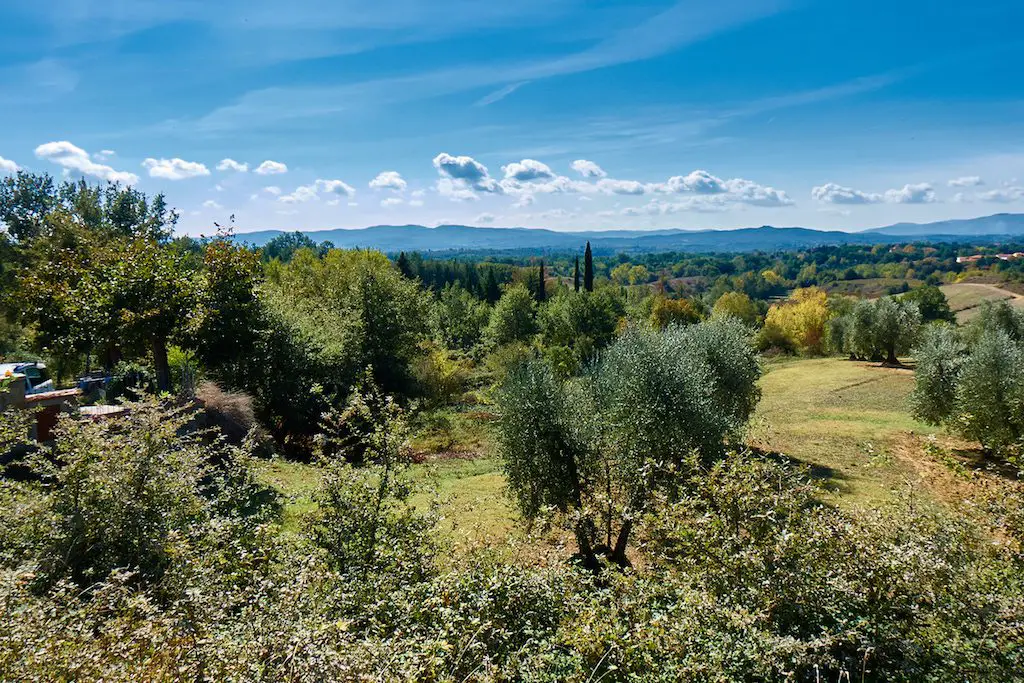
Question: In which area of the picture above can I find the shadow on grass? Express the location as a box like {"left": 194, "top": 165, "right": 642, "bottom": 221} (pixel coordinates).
{"left": 742, "top": 444, "right": 853, "bottom": 497}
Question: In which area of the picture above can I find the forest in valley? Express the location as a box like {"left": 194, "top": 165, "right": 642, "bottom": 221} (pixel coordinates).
{"left": 1, "top": 173, "right": 1023, "bottom": 681}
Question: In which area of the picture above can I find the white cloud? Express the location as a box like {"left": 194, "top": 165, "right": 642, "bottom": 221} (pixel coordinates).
{"left": 279, "top": 178, "right": 355, "bottom": 204}
{"left": 884, "top": 182, "right": 937, "bottom": 204}
{"left": 645, "top": 169, "right": 793, "bottom": 207}
{"left": 316, "top": 179, "right": 356, "bottom": 196}
{"left": 475, "top": 212, "right": 496, "bottom": 224}
{"left": 650, "top": 169, "right": 728, "bottom": 194}
{"left": 724, "top": 178, "right": 793, "bottom": 207}
{"left": 536, "top": 209, "right": 575, "bottom": 220}
{"left": 411, "top": 189, "right": 425, "bottom": 198}
{"left": 369, "top": 170, "right": 407, "bottom": 191}
{"left": 811, "top": 182, "right": 883, "bottom": 205}
{"left": 217, "top": 158, "right": 249, "bottom": 172}
{"left": 571, "top": 159, "right": 607, "bottom": 178}
{"left": 976, "top": 187, "right": 1024, "bottom": 203}
{"left": 513, "top": 193, "right": 535, "bottom": 208}
{"left": 436, "top": 177, "right": 480, "bottom": 202}
{"left": 409, "top": 199, "right": 424, "bottom": 207}
{"left": 501, "top": 158, "right": 555, "bottom": 182}
{"left": 622, "top": 197, "right": 731, "bottom": 216}
{"left": 432, "top": 152, "right": 502, "bottom": 196}
{"left": 254, "top": 160, "right": 288, "bottom": 175}
{"left": 380, "top": 197, "right": 404, "bottom": 207}
{"left": 93, "top": 149, "right": 115, "bottom": 161}
{"left": 948, "top": 176, "right": 983, "bottom": 188}
{"left": 202, "top": 199, "right": 223, "bottom": 209}
{"left": 263, "top": 186, "right": 282, "bottom": 195}
{"left": 142, "top": 157, "right": 211, "bottom": 180}
{"left": 35, "top": 141, "right": 139, "bottom": 184}
{"left": 597, "top": 178, "right": 648, "bottom": 195}
{"left": 0, "top": 156, "right": 18, "bottom": 173}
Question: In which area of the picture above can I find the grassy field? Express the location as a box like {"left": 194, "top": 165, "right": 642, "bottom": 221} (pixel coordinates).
{"left": 823, "top": 277, "right": 923, "bottom": 298}
{"left": 749, "top": 357, "right": 930, "bottom": 505}
{"left": 940, "top": 282, "right": 1024, "bottom": 322}
{"left": 260, "top": 356, "right": 984, "bottom": 545}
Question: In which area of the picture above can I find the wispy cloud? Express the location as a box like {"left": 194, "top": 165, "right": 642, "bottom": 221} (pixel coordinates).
{"left": 186, "top": 0, "right": 790, "bottom": 133}
{"left": 475, "top": 81, "right": 529, "bottom": 107}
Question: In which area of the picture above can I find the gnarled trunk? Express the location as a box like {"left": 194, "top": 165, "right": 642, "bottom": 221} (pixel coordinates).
{"left": 152, "top": 336, "right": 170, "bottom": 392}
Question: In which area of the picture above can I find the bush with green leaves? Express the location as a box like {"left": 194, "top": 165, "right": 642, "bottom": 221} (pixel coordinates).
{"left": 496, "top": 317, "right": 761, "bottom": 568}
{"left": 3, "top": 444, "right": 1021, "bottom": 681}
{"left": 309, "top": 382, "right": 440, "bottom": 584}
{"left": 483, "top": 283, "right": 538, "bottom": 347}
{"left": 0, "top": 401, "right": 276, "bottom": 591}
{"left": 431, "top": 283, "right": 490, "bottom": 351}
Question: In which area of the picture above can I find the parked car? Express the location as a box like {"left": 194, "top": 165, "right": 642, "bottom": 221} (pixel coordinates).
{"left": 0, "top": 361, "right": 54, "bottom": 395}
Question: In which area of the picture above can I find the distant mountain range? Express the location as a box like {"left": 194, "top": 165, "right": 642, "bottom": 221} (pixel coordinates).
{"left": 232, "top": 213, "right": 1024, "bottom": 254}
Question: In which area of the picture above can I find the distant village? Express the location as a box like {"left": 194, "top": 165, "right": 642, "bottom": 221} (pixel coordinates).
{"left": 956, "top": 252, "right": 1024, "bottom": 264}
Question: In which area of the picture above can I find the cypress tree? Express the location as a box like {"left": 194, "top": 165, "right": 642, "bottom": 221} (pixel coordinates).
{"left": 396, "top": 251, "right": 413, "bottom": 278}
{"left": 573, "top": 256, "right": 581, "bottom": 292}
{"left": 537, "top": 260, "right": 547, "bottom": 303}
{"left": 484, "top": 268, "right": 501, "bottom": 304}
{"left": 583, "top": 241, "right": 594, "bottom": 292}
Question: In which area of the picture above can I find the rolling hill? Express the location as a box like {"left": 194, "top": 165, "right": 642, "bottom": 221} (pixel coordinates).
{"left": 231, "top": 213, "right": 1024, "bottom": 254}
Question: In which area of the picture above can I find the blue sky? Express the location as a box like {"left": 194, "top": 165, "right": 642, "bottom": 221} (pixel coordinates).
{"left": 1, "top": 0, "right": 1023, "bottom": 235}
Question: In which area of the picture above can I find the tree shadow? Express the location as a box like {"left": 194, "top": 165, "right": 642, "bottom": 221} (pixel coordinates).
{"left": 741, "top": 444, "right": 853, "bottom": 497}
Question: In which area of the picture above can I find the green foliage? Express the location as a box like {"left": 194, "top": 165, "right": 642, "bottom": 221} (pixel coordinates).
{"left": 430, "top": 283, "right": 490, "bottom": 351}
{"left": 538, "top": 289, "right": 622, "bottom": 366}
{"left": 261, "top": 230, "right": 332, "bottom": 262}
{"left": 902, "top": 285, "right": 955, "bottom": 322}
{"left": 649, "top": 295, "right": 702, "bottom": 328}
{"left": 711, "top": 290, "right": 760, "bottom": 326}
{"left": 266, "top": 247, "right": 428, "bottom": 396}
{"left": 484, "top": 283, "right": 538, "bottom": 347}
{"left": 832, "top": 296, "right": 922, "bottom": 363}
{"left": 911, "top": 324, "right": 964, "bottom": 425}
{"left": 0, "top": 402, "right": 275, "bottom": 591}
{"left": 411, "top": 342, "right": 472, "bottom": 406}
{"left": 496, "top": 318, "right": 760, "bottom": 566}
{"left": 308, "top": 385, "right": 439, "bottom": 583}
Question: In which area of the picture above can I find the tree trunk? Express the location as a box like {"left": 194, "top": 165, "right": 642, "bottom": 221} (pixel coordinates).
{"left": 152, "top": 336, "right": 171, "bottom": 392}
{"left": 885, "top": 345, "right": 898, "bottom": 365}
{"left": 610, "top": 520, "right": 633, "bottom": 568}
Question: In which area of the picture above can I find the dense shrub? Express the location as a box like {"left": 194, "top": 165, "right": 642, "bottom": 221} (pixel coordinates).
{"left": 2, "top": 438, "right": 1021, "bottom": 681}
{"left": 0, "top": 402, "right": 276, "bottom": 591}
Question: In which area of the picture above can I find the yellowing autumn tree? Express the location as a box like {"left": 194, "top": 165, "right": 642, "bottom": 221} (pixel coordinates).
{"left": 761, "top": 287, "right": 830, "bottom": 354}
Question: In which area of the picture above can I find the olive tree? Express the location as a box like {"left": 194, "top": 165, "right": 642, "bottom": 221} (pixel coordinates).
{"left": 910, "top": 324, "right": 964, "bottom": 425}
{"left": 913, "top": 305, "right": 1024, "bottom": 457}
{"left": 872, "top": 296, "right": 922, "bottom": 365}
{"left": 496, "top": 317, "right": 760, "bottom": 569}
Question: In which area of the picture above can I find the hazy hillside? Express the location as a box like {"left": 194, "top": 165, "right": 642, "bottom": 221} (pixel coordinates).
{"left": 232, "top": 213, "right": 1024, "bottom": 253}
{"left": 864, "top": 213, "right": 1024, "bottom": 236}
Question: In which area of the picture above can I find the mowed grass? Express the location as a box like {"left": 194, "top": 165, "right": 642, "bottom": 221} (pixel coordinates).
{"left": 749, "top": 357, "right": 931, "bottom": 505}
{"left": 261, "top": 356, "right": 946, "bottom": 544}
{"left": 258, "top": 454, "right": 515, "bottom": 545}
{"left": 940, "top": 282, "right": 1024, "bottom": 322}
